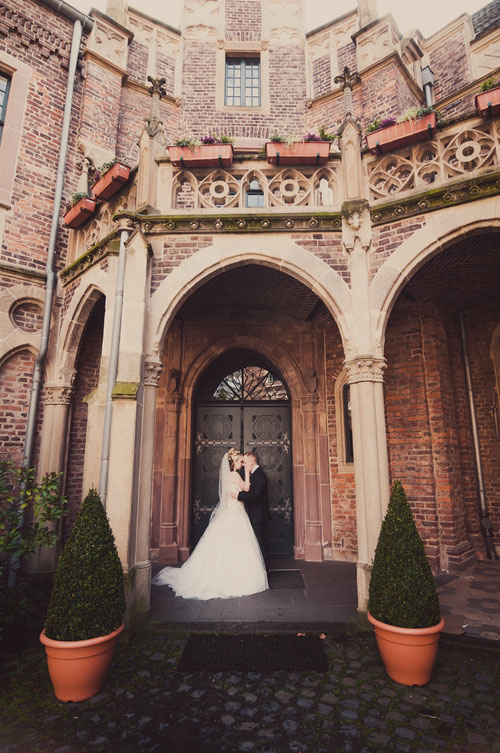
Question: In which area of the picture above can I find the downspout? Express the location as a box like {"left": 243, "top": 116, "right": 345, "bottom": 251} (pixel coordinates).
{"left": 459, "top": 312, "right": 498, "bottom": 560}
{"left": 8, "top": 16, "right": 93, "bottom": 587}
{"left": 98, "top": 226, "right": 129, "bottom": 509}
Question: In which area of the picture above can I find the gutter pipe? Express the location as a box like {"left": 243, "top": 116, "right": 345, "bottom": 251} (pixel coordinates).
{"left": 98, "top": 227, "right": 129, "bottom": 510}
{"left": 459, "top": 312, "right": 498, "bottom": 560}
{"left": 40, "top": 0, "right": 95, "bottom": 30}
{"left": 8, "top": 14, "right": 93, "bottom": 587}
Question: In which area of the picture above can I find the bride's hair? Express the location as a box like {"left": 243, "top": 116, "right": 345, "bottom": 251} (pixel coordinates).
{"left": 227, "top": 447, "right": 240, "bottom": 471}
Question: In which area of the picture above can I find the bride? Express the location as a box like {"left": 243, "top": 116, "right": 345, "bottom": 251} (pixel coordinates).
{"left": 152, "top": 448, "right": 269, "bottom": 599}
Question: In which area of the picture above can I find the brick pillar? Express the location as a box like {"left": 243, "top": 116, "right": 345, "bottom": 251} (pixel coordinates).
{"left": 344, "top": 356, "right": 390, "bottom": 611}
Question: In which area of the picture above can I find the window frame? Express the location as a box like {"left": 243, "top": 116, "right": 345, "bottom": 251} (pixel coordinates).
{"left": 216, "top": 41, "right": 270, "bottom": 114}
{"left": 335, "top": 370, "right": 355, "bottom": 473}
{"left": 225, "top": 56, "right": 261, "bottom": 108}
{"left": 0, "top": 71, "right": 11, "bottom": 144}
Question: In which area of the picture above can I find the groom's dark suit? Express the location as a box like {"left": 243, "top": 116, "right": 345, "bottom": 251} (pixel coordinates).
{"left": 238, "top": 466, "right": 270, "bottom": 566}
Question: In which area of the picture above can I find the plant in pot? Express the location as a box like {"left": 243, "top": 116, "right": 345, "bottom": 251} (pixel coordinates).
{"left": 265, "top": 130, "right": 331, "bottom": 165}
{"left": 366, "top": 106, "right": 437, "bottom": 154}
{"left": 168, "top": 134, "right": 234, "bottom": 167}
{"left": 367, "top": 479, "right": 444, "bottom": 686}
{"left": 63, "top": 192, "right": 96, "bottom": 228}
{"left": 91, "top": 158, "right": 131, "bottom": 201}
{"left": 475, "top": 77, "right": 500, "bottom": 117}
{"left": 40, "top": 488, "right": 126, "bottom": 702}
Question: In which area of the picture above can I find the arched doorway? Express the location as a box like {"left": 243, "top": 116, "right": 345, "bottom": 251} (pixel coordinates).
{"left": 192, "top": 348, "right": 293, "bottom": 555}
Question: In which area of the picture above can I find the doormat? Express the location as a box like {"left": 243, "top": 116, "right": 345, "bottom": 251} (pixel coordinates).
{"left": 177, "top": 634, "right": 328, "bottom": 672}
{"left": 268, "top": 569, "right": 305, "bottom": 590}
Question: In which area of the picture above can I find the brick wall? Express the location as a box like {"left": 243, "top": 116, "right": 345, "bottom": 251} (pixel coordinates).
{"left": 116, "top": 87, "right": 182, "bottom": 164}
{"left": 429, "top": 29, "right": 472, "bottom": 103}
{"left": 64, "top": 296, "right": 104, "bottom": 539}
{"left": 0, "top": 348, "right": 36, "bottom": 464}
{"left": 337, "top": 42, "right": 356, "bottom": 75}
{"left": 295, "top": 234, "right": 350, "bottom": 285}
{"left": 370, "top": 216, "right": 427, "bottom": 283}
{"left": 127, "top": 39, "right": 148, "bottom": 85}
{"left": 0, "top": 0, "right": 87, "bottom": 272}
{"left": 225, "top": 0, "right": 262, "bottom": 42}
{"left": 11, "top": 300, "right": 43, "bottom": 333}
{"left": 312, "top": 55, "right": 331, "bottom": 99}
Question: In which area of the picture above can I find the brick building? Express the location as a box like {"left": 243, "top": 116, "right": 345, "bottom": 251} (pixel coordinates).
{"left": 1, "top": 0, "right": 499, "bottom": 617}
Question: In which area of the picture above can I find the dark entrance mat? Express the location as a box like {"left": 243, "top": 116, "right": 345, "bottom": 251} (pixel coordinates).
{"left": 268, "top": 569, "right": 305, "bottom": 589}
{"left": 177, "top": 634, "right": 328, "bottom": 672}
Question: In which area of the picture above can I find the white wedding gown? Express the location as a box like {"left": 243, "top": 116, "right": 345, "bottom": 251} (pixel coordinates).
{"left": 152, "top": 455, "right": 268, "bottom": 600}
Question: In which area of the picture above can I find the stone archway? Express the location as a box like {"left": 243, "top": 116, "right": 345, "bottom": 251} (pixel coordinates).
{"left": 149, "top": 261, "right": 348, "bottom": 566}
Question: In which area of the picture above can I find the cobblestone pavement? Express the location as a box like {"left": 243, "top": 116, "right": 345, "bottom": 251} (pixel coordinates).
{"left": 1, "top": 628, "right": 499, "bottom": 753}
{"left": 436, "top": 562, "right": 500, "bottom": 641}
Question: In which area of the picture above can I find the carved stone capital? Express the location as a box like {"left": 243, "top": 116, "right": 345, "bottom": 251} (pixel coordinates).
{"left": 44, "top": 385, "right": 74, "bottom": 405}
{"left": 144, "top": 358, "right": 163, "bottom": 387}
{"left": 343, "top": 356, "right": 387, "bottom": 384}
{"left": 341, "top": 200, "right": 372, "bottom": 253}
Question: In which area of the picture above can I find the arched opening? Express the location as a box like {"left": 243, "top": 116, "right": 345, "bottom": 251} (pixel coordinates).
{"left": 384, "top": 230, "right": 500, "bottom": 570}
{"left": 150, "top": 261, "right": 353, "bottom": 565}
{"left": 192, "top": 348, "right": 293, "bottom": 555}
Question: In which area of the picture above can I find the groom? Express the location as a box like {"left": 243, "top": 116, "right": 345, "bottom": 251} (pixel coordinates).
{"left": 232, "top": 449, "right": 270, "bottom": 568}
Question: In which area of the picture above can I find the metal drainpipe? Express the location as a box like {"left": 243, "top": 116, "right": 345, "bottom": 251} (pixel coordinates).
{"left": 98, "top": 227, "right": 130, "bottom": 510}
{"left": 7, "top": 19, "right": 87, "bottom": 588}
{"left": 459, "top": 312, "right": 498, "bottom": 560}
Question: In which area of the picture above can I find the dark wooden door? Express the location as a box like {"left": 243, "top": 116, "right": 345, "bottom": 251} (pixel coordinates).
{"left": 191, "top": 404, "right": 293, "bottom": 554}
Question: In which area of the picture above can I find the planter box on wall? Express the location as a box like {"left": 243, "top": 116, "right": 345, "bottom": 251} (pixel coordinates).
{"left": 475, "top": 87, "right": 500, "bottom": 117}
{"left": 266, "top": 141, "right": 331, "bottom": 166}
{"left": 63, "top": 197, "right": 97, "bottom": 229}
{"left": 366, "top": 113, "right": 437, "bottom": 154}
{"left": 92, "top": 163, "right": 131, "bottom": 200}
{"left": 168, "top": 144, "right": 234, "bottom": 168}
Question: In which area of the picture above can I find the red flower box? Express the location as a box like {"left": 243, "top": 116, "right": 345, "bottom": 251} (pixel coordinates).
{"left": 92, "top": 162, "right": 131, "bottom": 200}
{"left": 366, "top": 113, "right": 437, "bottom": 154}
{"left": 475, "top": 87, "right": 500, "bottom": 117}
{"left": 265, "top": 141, "right": 330, "bottom": 166}
{"left": 63, "top": 197, "right": 97, "bottom": 228}
{"left": 168, "top": 144, "right": 234, "bottom": 168}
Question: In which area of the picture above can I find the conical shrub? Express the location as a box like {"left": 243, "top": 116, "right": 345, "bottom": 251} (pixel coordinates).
{"left": 368, "top": 480, "right": 440, "bottom": 629}
{"left": 44, "top": 489, "right": 125, "bottom": 641}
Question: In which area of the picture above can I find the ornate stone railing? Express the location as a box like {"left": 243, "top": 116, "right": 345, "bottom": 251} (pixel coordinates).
{"left": 171, "top": 162, "right": 341, "bottom": 211}
{"left": 365, "top": 115, "right": 500, "bottom": 204}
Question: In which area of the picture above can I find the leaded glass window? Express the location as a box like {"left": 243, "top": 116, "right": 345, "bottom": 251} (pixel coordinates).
{"left": 213, "top": 365, "right": 288, "bottom": 401}
{"left": 246, "top": 179, "right": 265, "bottom": 208}
{"left": 225, "top": 57, "right": 260, "bottom": 107}
{"left": 0, "top": 72, "right": 11, "bottom": 143}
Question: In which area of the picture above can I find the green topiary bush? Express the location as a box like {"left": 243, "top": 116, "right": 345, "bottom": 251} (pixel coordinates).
{"left": 44, "top": 489, "right": 125, "bottom": 642}
{"left": 368, "top": 480, "right": 441, "bottom": 629}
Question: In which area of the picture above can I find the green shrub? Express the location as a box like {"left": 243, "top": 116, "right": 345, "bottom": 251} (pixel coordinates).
{"left": 368, "top": 480, "right": 440, "bottom": 629}
{"left": 44, "top": 489, "right": 125, "bottom": 642}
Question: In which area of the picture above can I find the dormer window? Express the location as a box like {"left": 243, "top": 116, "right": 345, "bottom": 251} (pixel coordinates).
{"left": 245, "top": 179, "right": 264, "bottom": 208}
{"left": 225, "top": 57, "right": 261, "bottom": 107}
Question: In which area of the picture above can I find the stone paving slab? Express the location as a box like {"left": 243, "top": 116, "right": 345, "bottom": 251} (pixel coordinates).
{"left": 1, "top": 629, "right": 499, "bottom": 753}
{"left": 437, "top": 562, "right": 500, "bottom": 641}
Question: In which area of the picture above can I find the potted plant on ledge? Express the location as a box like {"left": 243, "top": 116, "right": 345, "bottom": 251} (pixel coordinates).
{"left": 168, "top": 134, "right": 234, "bottom": 167}
{"left": 367, "top": 480, "right": 445, "bottom": 686}
{"left": 92, "top": 159, "right": 131, "bottom": 200}
{"left": 475, "top": 77, "right": 500, "bottom": 117}
{"left": 265, "top": 129, "right": 333, "bottom": 166}
{"left": 366, "top": 107, "right": 437, "bottom": 154}
{"left": 63, "top": 192, "right": 96, "bottom": 228}
{"left": 40, "top": 489, "right": 126, "bottom": 702}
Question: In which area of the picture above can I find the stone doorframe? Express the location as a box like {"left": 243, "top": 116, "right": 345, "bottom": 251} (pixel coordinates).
{"left": 151, "top": 333, "right": 332, "bottom": 563}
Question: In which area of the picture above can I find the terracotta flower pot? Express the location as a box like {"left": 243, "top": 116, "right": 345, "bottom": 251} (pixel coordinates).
{"left": 63, "top": 196, "right": 96, "bottom": 228}
{"left": 367, "top": 611, "right": 445, "bottom": 686}
{"left": 475, "top": 86, "right": 500, "bottom": 117}
{"left": 92, "top": 162, "right": 131, "bottom": 200}
{"left": 40, "top": 623, "right": 124, "bottom": 702}
{"left": 366, "top": 113, "right": 437, "bottom": 154}
{"left": 266, "top": 141, "right": 330, "bottom": 166}
{"left": 168, "top": 143, "right": 234, "bottom": 168}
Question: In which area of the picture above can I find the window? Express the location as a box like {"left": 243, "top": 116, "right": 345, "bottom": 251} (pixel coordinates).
{"left": 342, "top": 382, "right": 354, "bottom": 463}
{"left": 0, "top": 72, "right": 11, "bottom": 143}
{"left": 245, "top": 179, "right": 264, "bottom": 208}
{"left": 225, "top": 57, "right": 260, "bottom": 107}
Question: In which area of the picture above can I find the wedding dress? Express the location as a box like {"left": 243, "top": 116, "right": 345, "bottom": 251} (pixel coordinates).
{"left": 152, "top": 453, "right": 269, "bottom": 600}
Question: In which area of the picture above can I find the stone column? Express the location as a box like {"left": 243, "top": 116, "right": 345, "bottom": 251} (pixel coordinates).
{"left": 159, "top": 389, "right": 183, "bottom": 561}
{"left": 302, "top": 393, "right": 323, "bottom": 561}
{"left": 30, "top": 382, "right": 74, "bottom": 573}
{"left": 344, "top": 356, "right": 390, "bottom": 611}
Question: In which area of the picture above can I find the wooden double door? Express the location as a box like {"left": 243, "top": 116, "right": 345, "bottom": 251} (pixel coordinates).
{"left": 192, "top": 404, "right": 293, "bottom": 555}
